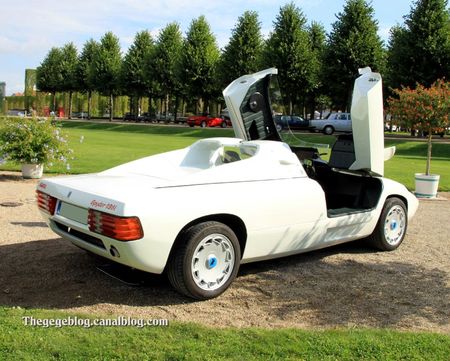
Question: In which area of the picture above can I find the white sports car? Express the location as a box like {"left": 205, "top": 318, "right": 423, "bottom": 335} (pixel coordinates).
{"left": 37, "top": 68, "right": 418, "bottom": 299}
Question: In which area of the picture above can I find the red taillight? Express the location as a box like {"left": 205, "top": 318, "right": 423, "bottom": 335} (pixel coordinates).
{"left": 36, "top": 190, "right": 57, "bottom": 215}
{"left": 88, "top": 209, "right": 143, "bottom": 241}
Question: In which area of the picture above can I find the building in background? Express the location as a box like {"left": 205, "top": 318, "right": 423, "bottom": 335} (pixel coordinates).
{"left": 0, "top": 82, "right": 5, "bottom": 114}
{"left": 0, "top": 82, "right": 5, "bottom": 97}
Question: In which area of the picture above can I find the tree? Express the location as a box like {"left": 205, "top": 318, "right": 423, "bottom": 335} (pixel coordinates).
{"left": 76, "top": 39, "right": 99, "bottom": 119}
{"left": 89, "top": 32, "right": 122, "bottom": 121}
{"left": 36, "top": 47, "right": 64, "bottom": 112}
{"left": 388, "top": 80, "right": 449, "bottom": 175}
{"left": 60, "top": 42, "right": 78, "bottom": 119}
{"left": 121, "top": 31, "right": 154, "bottom": 116}
{"left": 306, "top": 21, "right": 327, "bottom": 118}
{"left": 323, "top": 0, "right": 384, "bottom": 110}
{"left": 387, "top": 0, "right": 450, "bottom": 89}
{"left": 153, "top": 23, "right": 183, "bottom": 120}
{"left": 263, "top": 2, "right": 315, "bottom": 114}
{"left": 180, "top": 16, "right": 220, "bottom": 114}
{"left": 219, "top": 11, "right": 263, "bottom": 88}
{"left": 24, "top": 69, "right": 37, "bottom": 112}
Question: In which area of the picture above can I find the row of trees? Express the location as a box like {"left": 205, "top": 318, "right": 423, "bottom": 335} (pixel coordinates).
{"left": 36, "top": 0, "right": 450, "bottom": 121}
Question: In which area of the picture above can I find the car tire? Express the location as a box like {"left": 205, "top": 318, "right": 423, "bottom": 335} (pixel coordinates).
{"left": 323, "top": 125, "right": 334, "bottom": 135}
{"left": 367, "top": 197, "right": 408, "bottom": 251}
{"left": 221, "top": 121, "right": 227, "bottom": 128}
{"left": 200, "top": 121, "right": 207, "bottom": 128}
{"left": 167, "top": 221, "right": 241, "bottom": 300}
{"left": 276, "top": 124, "right": 283, "bottom": 131}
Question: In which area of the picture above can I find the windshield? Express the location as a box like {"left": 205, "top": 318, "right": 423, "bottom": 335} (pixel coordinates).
{"left": 268, "top": 75, "right": 330, "bottom": 151}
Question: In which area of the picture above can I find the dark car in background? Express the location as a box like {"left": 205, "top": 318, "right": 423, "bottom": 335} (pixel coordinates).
{"left": 138, "top": 112, "right": 154, "bottom": 122}
{"left": 123, "top": 113, "right": 140, "bottom": 122}
{"left": 274, "top": 115, "right": 311, "bottom": 131}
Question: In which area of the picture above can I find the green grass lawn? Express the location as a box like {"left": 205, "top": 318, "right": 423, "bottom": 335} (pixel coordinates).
{"left": 1, "top": 307, "right": 449, "bottom": 361}
{"left": 1, "top": 122, "right": 449, "bottom": 358}
{"left": 0, "top": 121, "right": 449, "bottom": 190}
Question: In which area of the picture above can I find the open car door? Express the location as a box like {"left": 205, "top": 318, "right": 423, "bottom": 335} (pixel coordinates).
{"left": 223, "top": 67, "right": 391, "bottom": 177}
{"left": 223, "top": 68, "right": 280, "bottom": 142}
{"left": 349, "top": 67, "right": 386, "bottom": 176}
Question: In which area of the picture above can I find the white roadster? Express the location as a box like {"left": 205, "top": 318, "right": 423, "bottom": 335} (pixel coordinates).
{"left": 37, "top": 68, "right": 418, "bottom": 299}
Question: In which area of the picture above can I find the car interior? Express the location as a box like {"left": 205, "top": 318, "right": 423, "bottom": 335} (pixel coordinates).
{"left": 291, "top": 135, "right": 382, "bottom": 218}
{"left": 231, "top": 73, "right": 383, "bottom": 218}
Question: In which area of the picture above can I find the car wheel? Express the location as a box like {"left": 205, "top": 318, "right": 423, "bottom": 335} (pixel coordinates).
{"left": 276, "top": 124, "right": 283, "bottom": 131}
{"left": 367, "top": 197, "right": 407, "bottom": 251}
{"left": 323, "top": 125, "right": 334, "bottom": 135}
{"left": 221, "top": 121, "right": 227, "bottom": 128}
{"left": 200, "top": 121, "right": 207, "bottom": 128}
{"left": 167, "top": 221, "right": 241, "bottom": 300}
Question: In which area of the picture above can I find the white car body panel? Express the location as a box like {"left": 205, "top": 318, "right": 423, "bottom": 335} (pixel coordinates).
{"left": 350, "top": 67, "right": 385, "bottom": 176}
{"left": 38, "top": 68, "right": 418, "bottom": 276}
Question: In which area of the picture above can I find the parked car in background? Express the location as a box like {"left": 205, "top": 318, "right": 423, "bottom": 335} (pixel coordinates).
{"left": 156, "top": 113, "right": 175, "bottom": 122}
{"left": 72, "top": 111, "right": 89, "bottom": 119}
{"left": 6, "top": 109, "right": 26, "bottom": 117}
{"left": 310, "top": 112, "right": 352, "bottom": 135}
{"left": 137, "top": 112, "right": 154, "bottom": 122}
{"left": 123, "top": 113, "right": 139, "bottom": 122}
{"left": 187, "top": 114, "right": 230, "bottom": 128}
{"left": 220, "top": 108, "right": 230, "bottom": 121}
{"left": 274, "top": 115, "right": 311, "bottom": 131}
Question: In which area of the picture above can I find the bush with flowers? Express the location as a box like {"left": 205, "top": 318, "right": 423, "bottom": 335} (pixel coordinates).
{"left": 0, "top": 117, "right": 73, "bottom": 168}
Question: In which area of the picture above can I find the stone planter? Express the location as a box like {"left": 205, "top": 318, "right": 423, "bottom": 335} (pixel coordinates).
{"left": 21, "top": 164, "right": 44, "bottom": 179}
{"left": 414, "top": 173, "right": 440, "bottom": 198}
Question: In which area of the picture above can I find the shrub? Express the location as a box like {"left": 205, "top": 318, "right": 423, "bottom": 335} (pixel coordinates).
{"left": 0, "top": 117, "right": 72, "bottom": 166}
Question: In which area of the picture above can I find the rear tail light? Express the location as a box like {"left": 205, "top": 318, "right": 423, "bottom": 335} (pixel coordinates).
{"left": 36, "top": 191, "right": 57, "bottom": 215}
{"left": 88, "top": 209, "right": 143, "bottom": 241}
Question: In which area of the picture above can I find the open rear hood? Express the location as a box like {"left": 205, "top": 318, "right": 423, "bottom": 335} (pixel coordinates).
{"left": 223, "top": 67, "right": 388, "bottom": 176}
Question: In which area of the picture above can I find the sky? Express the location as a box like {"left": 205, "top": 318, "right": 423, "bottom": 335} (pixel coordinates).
{"left": 0, "top": 0, "right": 413, "bottom": 96}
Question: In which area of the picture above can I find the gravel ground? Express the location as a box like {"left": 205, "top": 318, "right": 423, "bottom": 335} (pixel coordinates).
{"left": 0, "top": 171, "right": 449, "bottom": 333}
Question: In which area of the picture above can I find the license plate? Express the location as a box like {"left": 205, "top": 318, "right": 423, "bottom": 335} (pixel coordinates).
{"left": 57, "top": 202, "right": 88, "bottom": 225}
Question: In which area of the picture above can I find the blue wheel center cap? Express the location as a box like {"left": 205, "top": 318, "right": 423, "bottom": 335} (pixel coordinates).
{"left": 207, "top": 255, "right": 217, "bottom": 269}
{"left": 390, "top": 221, "right": 397, "bottom": 230}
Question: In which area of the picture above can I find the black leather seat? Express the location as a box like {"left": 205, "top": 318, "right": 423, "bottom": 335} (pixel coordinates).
{"left": 328, "top": 134, "right": 355, "bottom": 169}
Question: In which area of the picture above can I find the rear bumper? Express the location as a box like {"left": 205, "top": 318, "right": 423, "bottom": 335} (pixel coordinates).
{"left": 43, "top": 213, "right": 168, "bottom": 274}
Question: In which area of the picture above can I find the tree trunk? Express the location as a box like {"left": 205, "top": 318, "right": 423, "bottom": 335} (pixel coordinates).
{"left": 426, "top": 128, "right": 432, "bottom": 176}
{"left": 173, "top": 96, "right": 178, "bottom": 123}
{"left": 52, "top": 92, "right": 57, "bottom": 113}
{"left": 87, "top": 91, "right": 92, "bottom": 120}
{"left": 109, "top": 93, "right": 113, "bottom": 122}
{"left": 68, "top": 91, "right": 73, "bottom": 119}
{"left": 165, "top": 93, "right": 169, "bottom": 123}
